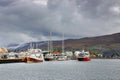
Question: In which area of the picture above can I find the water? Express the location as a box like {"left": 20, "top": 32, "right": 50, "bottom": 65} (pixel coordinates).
{"left": 0, "top": 59, "right": 120, "bottom": 80}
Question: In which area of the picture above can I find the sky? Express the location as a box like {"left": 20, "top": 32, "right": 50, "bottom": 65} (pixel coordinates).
{"left": 0, "top": 0, "right": 120, "bottom": 47}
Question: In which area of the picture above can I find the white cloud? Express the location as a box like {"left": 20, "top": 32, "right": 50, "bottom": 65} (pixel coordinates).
{"left": 110, "top": 6, "right": 120, "bottom": 14}
{"left": 0, "top": 32, "right": 38, "bottom": 47}
{"left": 32, "top": 0, "right": 48, "bottom": 6}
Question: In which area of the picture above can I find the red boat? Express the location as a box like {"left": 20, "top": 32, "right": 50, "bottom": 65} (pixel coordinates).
{"left": 77, "top": 50, "right": 91, "bottom": 61}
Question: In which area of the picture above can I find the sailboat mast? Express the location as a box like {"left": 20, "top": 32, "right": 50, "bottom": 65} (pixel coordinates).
{"left": 49, "top": 32, "right": 53, "bottom": 53}
{"left": 36, "top": 42, "right": 37, "bottom": 49}
{"left": 62, "top": 33, "right": 64, "bottom": 54}
{"left": 48, "top": 38, "right": 50, "bottom": 52}
{"left": 30, "top": 42, "right": 32, "bottom": 49}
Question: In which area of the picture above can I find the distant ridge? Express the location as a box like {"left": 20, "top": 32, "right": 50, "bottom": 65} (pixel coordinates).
{"left": 48, "top": 33, "right": 120, "bottom": 50}
{"left": 8, "top": 33, "right": 120, "bottom": 51}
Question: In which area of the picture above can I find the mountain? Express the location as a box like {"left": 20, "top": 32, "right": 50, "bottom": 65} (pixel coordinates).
{"left": 63, "top": 33, "right": 120, "bottom": 50}
{"left": 7, "top": 41, "right": 48, "bottom": 51}
{"left": 8, "top": 33, "right": 120, "bottom": 53}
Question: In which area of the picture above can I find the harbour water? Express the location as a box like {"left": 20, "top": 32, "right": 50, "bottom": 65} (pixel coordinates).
{"left": 0, "top": 59, "right": 120, "bottom": 80}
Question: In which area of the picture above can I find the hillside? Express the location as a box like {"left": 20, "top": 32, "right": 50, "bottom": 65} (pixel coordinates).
{"left": 8, "top": 33, "right": 120, "bottom": 52}
{"left": 52, "top": 33, "right": 120, "bottom": 50}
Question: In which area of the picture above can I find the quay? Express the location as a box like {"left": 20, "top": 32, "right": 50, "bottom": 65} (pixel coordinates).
{"left": 0, "top": 58, "right": 23, "bottom": 63}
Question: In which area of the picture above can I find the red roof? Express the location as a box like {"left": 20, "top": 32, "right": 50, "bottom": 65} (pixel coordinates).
{"left": 53, "top": 52, "right": 60, "bottom": 54}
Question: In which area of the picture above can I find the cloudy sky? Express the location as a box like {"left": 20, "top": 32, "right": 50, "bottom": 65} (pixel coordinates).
{"left": 0, "top": 0, "right": 120, "bottom": 47}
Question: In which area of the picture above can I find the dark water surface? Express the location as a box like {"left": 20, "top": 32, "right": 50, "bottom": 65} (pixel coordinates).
{"left": 0, "top": 59, "right": 120, "bottom": 80}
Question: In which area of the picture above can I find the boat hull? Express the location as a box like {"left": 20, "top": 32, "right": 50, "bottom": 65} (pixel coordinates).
{"left": 44, "top": 58, "right": 53, "bottom": 61}
{"left": 0, "top": 59, "right": 22, "bottom": 64}
{"left": 25, "top": 57, "right": 43, "bottom": 63}
{"left": 77, "top": 57, "right": 91, "bottom": 61}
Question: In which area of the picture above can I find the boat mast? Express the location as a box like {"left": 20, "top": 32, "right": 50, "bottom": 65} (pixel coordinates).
{"left": 30, "top": 42, "right": 32, "bottom": 49}
{"left": 36, "top": 42, "right": 37, "bottom": 49}
{"left": 48, "top": 38, "right": 50, "bottom": 52}
{"left": 62, "top": 33, "right": 65, "bottom": 54}
{"left": 49, "top": 32, "right": 53, "bottom": 53}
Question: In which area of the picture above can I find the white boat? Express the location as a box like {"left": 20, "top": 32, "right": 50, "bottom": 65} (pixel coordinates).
{"left": 44, "top": 52, "right": 54, "bottom": 61}
{"left": 57, "top": 55, "right": 67, "bottom": 61}
{"left": 42, "top": 32, "right": 54, "bottom": 61}
{"left": 56, "top": 33, "right": 67, "bottom": 61}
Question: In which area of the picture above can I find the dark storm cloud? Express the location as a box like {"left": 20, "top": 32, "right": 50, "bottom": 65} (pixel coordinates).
{"left": 0, "top": 0, "right": 16, "bottom": 6}
{"left": 0, "top": 0, "right": 120, "bottom": 47}
{"left": 76, "top": 0, "right": 120, "bottom": 19}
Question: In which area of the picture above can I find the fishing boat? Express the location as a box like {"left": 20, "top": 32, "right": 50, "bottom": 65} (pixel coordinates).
{"left": 43, "top": 51, "right": 54, "bottom": 61}
{"left": 77, "top": 50, "right": 91, "bottom": 61}
{"left": 25, "top": 49, "right": 44, "bottom": 63}
{"left": 44, "top": 54, "right": 54, "bottom": 61}
{"left": 57, "top": 33, "right": 67, "bottom": 61}
{"left": 43, "top": 32, "right": 54, "bottom": 61}
{"left": 57, "top": 55, "right": 67, "bottom": 61}
{"left": 0, "top": 52, "right": 22, "bottom": 63}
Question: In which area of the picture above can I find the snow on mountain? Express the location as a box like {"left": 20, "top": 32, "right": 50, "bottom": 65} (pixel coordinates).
{"left": 7, "top": 41, "right": 48, "bottom": 51}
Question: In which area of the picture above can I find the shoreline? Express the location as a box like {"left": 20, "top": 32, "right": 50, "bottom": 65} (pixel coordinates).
{"left": 91, "top": 57, "right": 120, "bottom": 59}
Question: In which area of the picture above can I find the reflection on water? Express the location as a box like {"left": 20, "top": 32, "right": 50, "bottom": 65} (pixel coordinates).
{"left": 0, "top": 59, "right": 120, "bottom": 80}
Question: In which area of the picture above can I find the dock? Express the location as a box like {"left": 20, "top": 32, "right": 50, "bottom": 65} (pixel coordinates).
{"left": 0, "top": 58, "right": 22, "bottom": 64}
